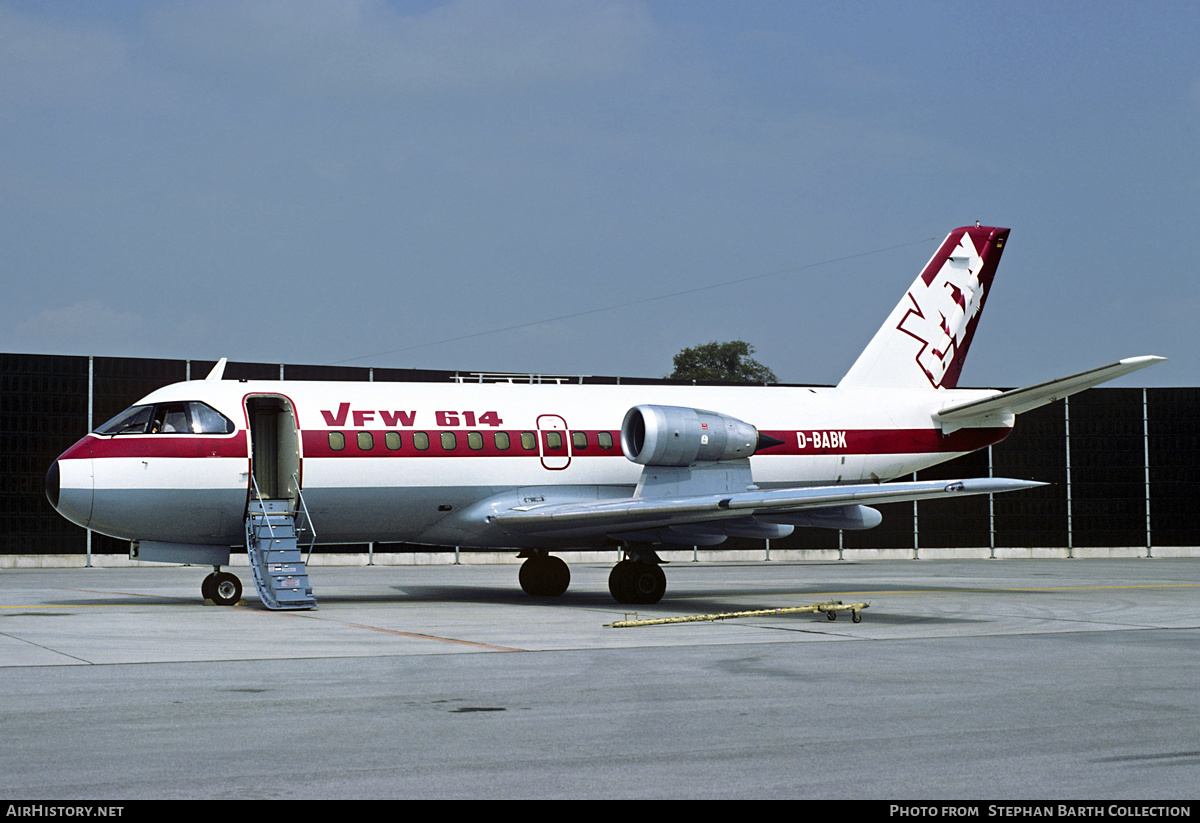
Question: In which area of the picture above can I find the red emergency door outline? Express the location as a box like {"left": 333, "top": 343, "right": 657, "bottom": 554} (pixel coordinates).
{"left": 537, "top": 414, "right": 571, "bottom": 471}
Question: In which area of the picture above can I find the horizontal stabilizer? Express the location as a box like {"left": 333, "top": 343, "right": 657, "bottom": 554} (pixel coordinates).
{"left": 934, "top": 356, "right": 1166, "bottom": 432}
{"left": 489, "top": 477, "right": 1044, "bottom": 537}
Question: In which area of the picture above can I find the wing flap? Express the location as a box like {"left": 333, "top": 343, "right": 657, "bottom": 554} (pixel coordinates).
{"left": 489, "top": 477, "right": 1044, "bottom": 536}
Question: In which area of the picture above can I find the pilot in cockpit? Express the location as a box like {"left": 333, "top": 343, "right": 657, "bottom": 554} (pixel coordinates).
{"left": 151, "top": 404, "right": 189, "bottom": 433}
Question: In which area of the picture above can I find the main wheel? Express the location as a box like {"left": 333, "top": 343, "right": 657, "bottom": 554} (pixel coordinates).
{"left": 627, "top": 562, "right": 666, "bottom": 605}
{"left": 609, "top": 560, "right": 666, "bottom": 605}
{"left": 209, "top": 571, "right": 242, "bottom": 606}
{"left": 608, "top": 560, "right": 634, "bottom": 603}
{"left": 518, "top": 555, "right": 570, "bottom": 597}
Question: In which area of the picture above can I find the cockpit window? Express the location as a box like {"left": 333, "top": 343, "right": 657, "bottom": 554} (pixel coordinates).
{"left": 95, "top": 405, "right": 153, "bottom": 435}
{"left": 154, "top": 403, "right": 189, "bottom": 433}
{"left": 187, "top": 403, "right": 235, "bottom": 434}
{"left": 95, "top": 402, "right": 234, "bottom": 435}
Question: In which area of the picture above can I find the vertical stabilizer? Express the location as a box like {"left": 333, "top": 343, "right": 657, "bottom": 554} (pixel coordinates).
{"left": 838, "top": 225, "right": 1010, "bottom": 390}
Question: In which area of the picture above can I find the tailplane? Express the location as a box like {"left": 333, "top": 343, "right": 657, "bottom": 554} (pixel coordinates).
{"left": 838, "top": 225, "right": 1010, "bottom": 390}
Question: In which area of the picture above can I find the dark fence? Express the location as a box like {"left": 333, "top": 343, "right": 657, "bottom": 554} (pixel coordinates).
{"left": 3, "top": 353, "right": 1196, "bottom": 555}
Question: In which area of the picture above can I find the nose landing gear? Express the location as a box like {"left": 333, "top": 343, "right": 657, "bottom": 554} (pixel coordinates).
{"left": 201, "top": 568, "right": 243, "bottom": 606}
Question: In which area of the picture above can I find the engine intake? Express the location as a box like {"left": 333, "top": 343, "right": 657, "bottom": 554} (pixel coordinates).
{"left": 621, "top": 405, "right": 763, "bottom": 467}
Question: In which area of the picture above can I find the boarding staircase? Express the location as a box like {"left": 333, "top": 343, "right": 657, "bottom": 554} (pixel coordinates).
{"left": 245, "top": 485, "right": 318, "bottom": 610}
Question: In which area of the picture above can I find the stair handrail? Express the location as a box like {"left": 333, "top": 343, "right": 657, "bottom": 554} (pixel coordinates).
{"left": 248, "top": 472, "right": 277, "bottom": 541}
{"left": 293, "top": 472, "right": 318, "bottom": 562}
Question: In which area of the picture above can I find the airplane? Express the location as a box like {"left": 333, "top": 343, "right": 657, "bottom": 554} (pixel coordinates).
{"left": 45, "top": 225, "right": 1164, "bottom": 609}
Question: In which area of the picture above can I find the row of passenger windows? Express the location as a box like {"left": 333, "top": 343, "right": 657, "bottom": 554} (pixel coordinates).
{"left": 328, "top": 430, "right": 615, "bottom": 452}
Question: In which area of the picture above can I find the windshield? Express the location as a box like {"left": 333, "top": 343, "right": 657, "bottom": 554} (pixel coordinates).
{"left": 95, "top": 402, "right": 235, "bottom": 435}
{"left": 95, "top": 405, "right": 154, "bottom": 435}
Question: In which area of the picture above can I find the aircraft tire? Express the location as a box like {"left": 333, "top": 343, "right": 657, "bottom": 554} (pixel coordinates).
{"left": 608, "top": 560, "right": 634, "bottom": 603}
{"left": 609, "top": 560, "right": 665, "bottom": 605}
{"left": 210, "top": 572, "right": 242, "bottom": 606}
{"left": 201, "top": 573, "right": 216, "bottom": 602}
{"left": 539, "top": 555, "right": 570, "bottom": 596}
{"left": 519, "top": 555, "right": 570, "bottom": 597}
{"left": 628, "top": 562, "right": 666, "bottom": 604}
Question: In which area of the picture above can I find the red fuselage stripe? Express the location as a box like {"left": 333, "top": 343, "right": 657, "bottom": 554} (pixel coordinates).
{"left": 69, "top": 426, "right": 1009, "bottom": 461}
{"left": 298, "top": 427, "right": 1010, "bottom": 458}
{"left": 70, "top": 432, "right": 248, "bottom": 460}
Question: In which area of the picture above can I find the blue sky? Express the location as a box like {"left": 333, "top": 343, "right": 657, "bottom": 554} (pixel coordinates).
{"left": 2, "top": 1, "right": 1196, "bottom": 387}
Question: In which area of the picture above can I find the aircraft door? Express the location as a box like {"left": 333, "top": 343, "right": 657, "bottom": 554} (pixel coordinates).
{"left": 245, "top": 395, "right": 301, "bottom": 509}
{"left": 537, "top": 414, "right": 571, "bottom": 470}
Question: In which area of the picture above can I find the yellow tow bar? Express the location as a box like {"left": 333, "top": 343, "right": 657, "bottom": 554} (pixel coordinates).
{"left": 606, "top": 599, "right": 869, "bottom": 628}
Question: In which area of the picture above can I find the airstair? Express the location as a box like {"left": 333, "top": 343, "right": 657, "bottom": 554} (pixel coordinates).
{"left": 245, "top": 498, "right": 317, "bottom": 610}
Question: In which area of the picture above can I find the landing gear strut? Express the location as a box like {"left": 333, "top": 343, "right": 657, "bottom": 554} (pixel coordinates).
{"left": 518, "top": 553, "right": 571, "bottom": 597}
{"left": 608, "top": 555, "right": 667, "bottom": 605}
{"left": 202, "top": 568, "right": 243, "bottom": 606}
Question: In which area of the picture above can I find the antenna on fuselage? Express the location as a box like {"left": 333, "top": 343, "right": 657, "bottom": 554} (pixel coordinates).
{"left": 205, "top": 358, "right": 227, "bottom": 381}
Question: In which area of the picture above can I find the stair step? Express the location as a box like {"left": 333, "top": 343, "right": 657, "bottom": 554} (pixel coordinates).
{"left": 245, "top": 508, "right": 316, "bottom": 611}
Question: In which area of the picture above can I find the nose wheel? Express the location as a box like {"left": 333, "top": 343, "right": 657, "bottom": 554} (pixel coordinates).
{"left": 201, "top": 570, "right": 243, "bottom": 606}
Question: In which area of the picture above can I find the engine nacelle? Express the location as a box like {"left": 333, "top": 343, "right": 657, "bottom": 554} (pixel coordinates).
{"left": 621, "top": 404, "right": 761, "bottom": 467}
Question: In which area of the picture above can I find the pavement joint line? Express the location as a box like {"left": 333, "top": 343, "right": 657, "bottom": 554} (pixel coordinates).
{"left": 265, "top": 609, "right": 526, "bottom": 652}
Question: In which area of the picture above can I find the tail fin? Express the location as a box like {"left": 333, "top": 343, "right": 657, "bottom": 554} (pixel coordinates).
{"left": 838, "top": 225, "right": 1010, "bottom": 390}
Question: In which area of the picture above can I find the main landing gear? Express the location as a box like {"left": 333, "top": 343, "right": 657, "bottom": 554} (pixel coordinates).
{"left": 516, "top": 548, "right": 668, "bottom": 604}
{"left": 201, "top": 568, "right": 243, "bottom": 606}
{"left": 608, "top": 557, "right": 666, "bottom": 605}
{"left": 518, "top": 552, "right": 571, "bottom": 597}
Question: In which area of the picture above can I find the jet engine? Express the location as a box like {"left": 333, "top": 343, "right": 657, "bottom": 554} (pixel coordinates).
{"left": 620, "top": 404, "right": 777, "bottom": 467}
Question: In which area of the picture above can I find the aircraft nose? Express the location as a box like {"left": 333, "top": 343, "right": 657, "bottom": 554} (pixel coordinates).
{"left": 46, "top": 441, "right": 94, "bottom": 529}
{"left": 45, "top": 460, "right": 60, "bottom": 509}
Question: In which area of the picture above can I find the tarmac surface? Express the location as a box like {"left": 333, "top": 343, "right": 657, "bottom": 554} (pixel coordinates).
{"left": 1, "top": 557, "right": 1198, "bottom": 799}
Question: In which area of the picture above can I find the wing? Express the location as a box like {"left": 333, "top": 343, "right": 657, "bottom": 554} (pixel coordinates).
{"left": 489, "top": 477, "right": 1044, "bottom": 542}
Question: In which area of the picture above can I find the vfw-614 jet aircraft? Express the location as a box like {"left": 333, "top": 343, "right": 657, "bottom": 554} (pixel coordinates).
{"left": 46, "top": 226, "right": 1163, "bottom": 609}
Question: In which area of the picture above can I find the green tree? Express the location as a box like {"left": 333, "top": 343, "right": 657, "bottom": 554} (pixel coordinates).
{"left": 667, "top": 340, "right": 777, "bottom": 384}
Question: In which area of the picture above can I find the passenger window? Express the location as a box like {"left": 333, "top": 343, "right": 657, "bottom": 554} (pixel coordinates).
{"left": 572, "top": 431, "right": 588, "bottom": 449}
{"left": 441, "top": 432, "right": 457, "bottom": 450}
{"left": 545, "top": 431, "right": 563, "bottom": 450}
{"left": 357, "top": 431, "right": 374, "bottom": 451}
{"left": 520, "top": 432, "right": 537, "bottom": 450}
{"left": 494, "top": 432, "right": 510, "bottom": 450}
{"left": 467, "top": 431, "right": 484, "bottom": 450}
{"left": 413, "top": 432, "right": 430, "bottom": 450}
{"left": 329, "top": 432, "right": 345, "bottom": 451}
{"left": 385, "top": 432, "right": 402, "bottom": 451}
{"left": 597, "top": 431, "right": 613, "bottom": 449}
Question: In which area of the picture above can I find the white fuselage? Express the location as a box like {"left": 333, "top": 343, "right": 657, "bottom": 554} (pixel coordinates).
{"left": 50, "top": 378, "right": 1007, "bottom": 548}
